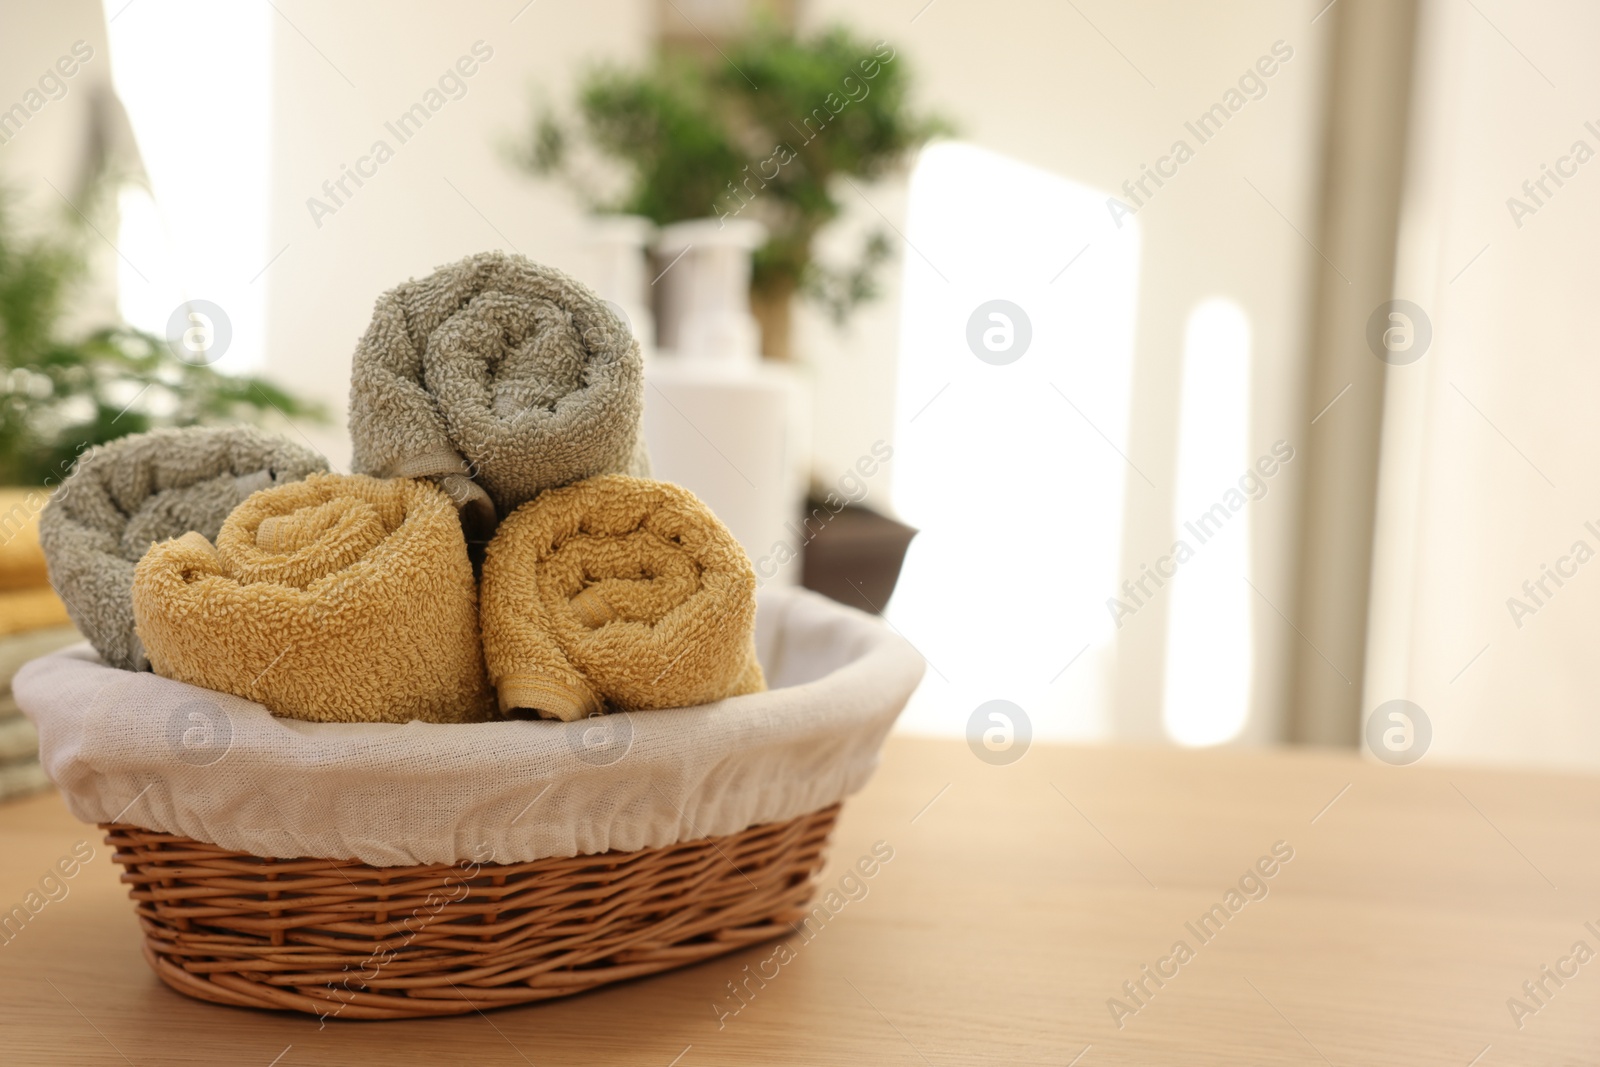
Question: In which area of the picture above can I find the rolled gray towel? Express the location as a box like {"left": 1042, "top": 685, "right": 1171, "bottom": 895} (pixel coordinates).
{"left": 347, "top": 251, "right": 648, "bottom": 536}
{"left": 37, "top": 426, "right": 328, "bottom": 671}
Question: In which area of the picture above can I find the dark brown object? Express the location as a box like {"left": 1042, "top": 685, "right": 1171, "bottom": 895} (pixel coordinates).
{"left": 799, "top": 502, "right": 916, "bottom": 615}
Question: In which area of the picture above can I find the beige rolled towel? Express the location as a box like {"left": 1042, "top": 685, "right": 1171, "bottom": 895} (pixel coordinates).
{"left": 132, "top": 473, "right": 495, "bottom": 724}
{"left": 481, "top": 475, "right": 764, "bottom": 720}
{"left": 0, "top": 588, "right": 72, "bottom": 638}
{"left": 0, "top": 488, "right": 52, "bottom": 592}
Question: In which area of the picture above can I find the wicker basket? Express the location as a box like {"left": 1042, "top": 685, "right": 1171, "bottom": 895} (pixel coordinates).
{"left": 102, "top": 804, "right": 839, "bottom": 1019}
{"left": 24, "top": 588, "right": 922, "bottom": 1017}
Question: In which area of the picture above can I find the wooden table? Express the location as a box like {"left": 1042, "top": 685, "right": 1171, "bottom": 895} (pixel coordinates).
{"left": 2, "top": 736, "right": 1596, "bottom": 1065}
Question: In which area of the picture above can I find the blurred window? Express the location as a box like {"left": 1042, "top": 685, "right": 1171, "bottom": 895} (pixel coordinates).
{"left": 1161, "top": 298, "right": 1254, "bottom": 746}
{"left": 102, "top": 0, "right": 272, "bottom": 373}
{"left": 887, "top": 141, "right": 1141, "bottom": 742}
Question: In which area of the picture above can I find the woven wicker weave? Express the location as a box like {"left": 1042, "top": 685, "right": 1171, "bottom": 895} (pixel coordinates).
{"left": 101, "top": 805, "right": 838, "bottom": 1019}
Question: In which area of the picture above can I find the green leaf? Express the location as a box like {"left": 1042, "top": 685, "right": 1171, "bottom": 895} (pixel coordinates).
{"left": 515, "top": 25, "right": 953, "bottom": 330}
{"left": 0, "top": 187, "right": 328, "bottom": 488}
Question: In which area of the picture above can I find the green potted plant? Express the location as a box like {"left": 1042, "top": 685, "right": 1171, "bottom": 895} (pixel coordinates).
{"left": 521, "top": 25, "right": 950, "bottom": 360}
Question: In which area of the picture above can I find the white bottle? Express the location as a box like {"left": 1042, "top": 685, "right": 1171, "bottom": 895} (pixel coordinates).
{"left": 654, "top": 218, "right": 766, "bottom": 366}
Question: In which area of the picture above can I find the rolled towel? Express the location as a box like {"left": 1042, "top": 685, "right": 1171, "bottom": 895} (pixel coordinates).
{"left": 0, "top": 488, "right": 52, "bottom": 592}
{"left": 348, "top": 251, "right": 649, "bottom": 536}
{"left": 131, "top": 473, "right": 495, "bottom": 725}
{"left": 481, "top": 474, "right": 765, "bottom": 720}
{"left": 0, "top": 588, "right": 72, "bottom": 638}
{"left": 38, "top": 427, "right": 328, "bottom": 671}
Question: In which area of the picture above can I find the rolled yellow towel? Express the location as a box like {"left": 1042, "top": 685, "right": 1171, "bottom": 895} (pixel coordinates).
{"left": 481, "top": 475, "right": 765, "bottom": 720}
{"left": 0, "top": 482, "right": 71, "bottom": 638}
{"left": 0, "top": 587, "right": 72, "bottom": 638}
{"left": 0, "top": 489, "right": 52, "bottom": 593}
{"left": 132, "top": 473, "right": 495, "bottom": 724}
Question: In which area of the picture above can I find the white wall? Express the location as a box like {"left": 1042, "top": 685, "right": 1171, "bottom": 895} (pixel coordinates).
{"left": 800, "top": 0, "right": 1328, "bottom": 742}
{"left": 1369, "top": 0, "right": 1600, "bottom": 770}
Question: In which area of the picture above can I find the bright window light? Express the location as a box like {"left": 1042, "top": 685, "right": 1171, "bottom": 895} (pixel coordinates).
{"left": 887, "top": 141, "right": 1141, "bottom": 742}
{"left": 101, "top": 0, "right": 272, "bottom": 373}
{"left": 1162, "top": 298, "right": 1254, "bottom": 746}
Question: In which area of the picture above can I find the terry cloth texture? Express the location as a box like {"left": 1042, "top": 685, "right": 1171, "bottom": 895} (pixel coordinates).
{"left": 37, "top": 426, "right": 328, "bottom": 671}
{"left": 347, "top": 251, "right": 649, "bottom": 535}
{"left": 131, "top": 473, "right": 495, "bottom": 725}
{"left": 0, "top": 489, "right": 73, "bottom": 637}
{"left": 17, "top": 586, "right": 925, "bottom": 864}
{"left": 482, "top": 475, "right": 764, "bottom": 721}
{"left": 0, "top": 587, "right": 72, "bottom": 637}
{"left": 0, "top": 488, "right": 52, "bottom": 592}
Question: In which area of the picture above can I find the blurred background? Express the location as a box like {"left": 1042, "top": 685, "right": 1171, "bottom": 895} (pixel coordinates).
{"left": 1, "top": 0, "right": 1593, "bottom": 772}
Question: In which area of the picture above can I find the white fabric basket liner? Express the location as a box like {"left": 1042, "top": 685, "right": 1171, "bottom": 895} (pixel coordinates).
{"left": 15, "top": 586, "right": 923, "bottom": 867}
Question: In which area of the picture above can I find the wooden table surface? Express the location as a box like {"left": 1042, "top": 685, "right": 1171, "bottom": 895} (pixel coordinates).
{"left": 2, "top": 735, "right": 1597, "bottom": 1065}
